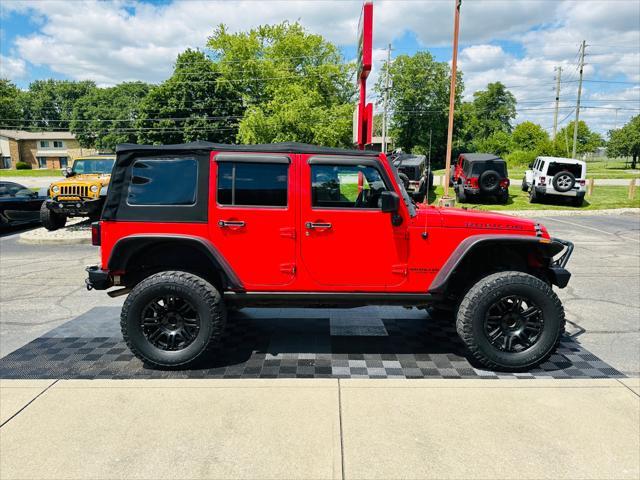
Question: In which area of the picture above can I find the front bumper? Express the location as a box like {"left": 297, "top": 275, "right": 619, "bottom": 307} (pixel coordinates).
{"left": 47, "top": 198, "right": 103, "bottom": 217}
{"left": 547, "top": 237, "right": 574, "bottom": 288}
{"left": 85, "top": 265, "right": 112, "bottom": 290}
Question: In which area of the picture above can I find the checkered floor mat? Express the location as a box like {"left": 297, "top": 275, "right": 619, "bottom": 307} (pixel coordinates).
{"left": 0, "top": 306, "right": 624, "bottom": 379}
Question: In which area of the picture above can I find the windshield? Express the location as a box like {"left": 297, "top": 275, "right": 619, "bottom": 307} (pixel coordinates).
{"left": 385, "top": 157, "right": 417, "bottom": 217}
{"left": 72, "top": 159, "right": 115, "bottom": 175}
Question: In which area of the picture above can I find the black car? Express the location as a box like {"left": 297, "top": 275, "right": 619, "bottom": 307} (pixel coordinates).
{"left": 451, "top": 153, "right": 510, "bottom": 204}
{"left": 392, "top": 153, "right": 434, "bottom": 201}
{"left": 0, "top": 181, "right": 47, "bottom": 230}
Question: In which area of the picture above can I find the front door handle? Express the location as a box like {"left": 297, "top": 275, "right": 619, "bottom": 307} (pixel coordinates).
{"left": 305, "top": 222, "right": 332, "bottom": 229}
{"left": 218, "top": 220, "right": 245, "bottom": 228}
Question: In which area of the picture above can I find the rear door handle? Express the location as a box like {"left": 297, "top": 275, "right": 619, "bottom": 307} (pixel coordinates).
{"left": 218, "top": 220, "right": 245, "bottom": 228}
{"left": 305, "top": 222, "right": 332, "bottom": 229}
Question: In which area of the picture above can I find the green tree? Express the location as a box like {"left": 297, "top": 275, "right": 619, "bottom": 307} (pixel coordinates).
{"left": 475, "top": 131, "right": 511, "bottom": 156}
{"left": 19, "top": 79, "right": 96, "bottom": 130}
{"left": 607, "top": 115, "right": 640, "bottom": 168}
{"left": 70, "top": 82, "right": 151, "bottom": 150}
{"left": 135, "top": 49, "right": 244, "bottom": 145}
{"left": 470, "top": 82, "right": 516, "bottom": 138}
{"left": 377, "top": 51, "right": 463, "bottom": 162}
{"left": 0, "top": 79, "right": 22, "bottom": 127}
{"left": 208, "top": 22, "right": 355, "bottom": 146}
{"left": 511, "top": 121, "right": 549, "bottom": 151}
{"left": 555, "top": 120, "right": 603, "bottom": 157}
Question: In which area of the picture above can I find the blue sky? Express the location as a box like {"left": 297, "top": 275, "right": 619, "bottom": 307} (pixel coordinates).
{"left": 1, "top": 0, "right": 638, "bottom": 134}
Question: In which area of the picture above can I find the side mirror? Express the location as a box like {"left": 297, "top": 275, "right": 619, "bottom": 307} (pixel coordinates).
{"left": 528, "top": 163, "right": 533, "bottom": 169}
{"left": 380, "top": 191, "right": 400, "bottom": 213}
{"left": 63, "top": 167, "right": 74, "bottom": 177}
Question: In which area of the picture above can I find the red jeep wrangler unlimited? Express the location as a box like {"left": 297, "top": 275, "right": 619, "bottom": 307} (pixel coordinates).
{"left": 86, "top": 142, "right": 573, "bottom": 371}
{"left": 450, "top": 153, "right": 510, "bottom": 204}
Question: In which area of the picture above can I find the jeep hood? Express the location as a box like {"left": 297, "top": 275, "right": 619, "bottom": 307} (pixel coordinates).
{"left": 438, "top": 207, "right": 538, "bottom": 234}
{"left": 53, "top": 174, "right": 111, "bottom": 186}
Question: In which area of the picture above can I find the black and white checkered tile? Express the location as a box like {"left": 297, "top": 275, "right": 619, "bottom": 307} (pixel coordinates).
{"left": 0, "top": 306, "right": 624, "bottom": 379}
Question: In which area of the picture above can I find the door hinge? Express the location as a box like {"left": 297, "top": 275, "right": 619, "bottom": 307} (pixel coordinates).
{"left": 391, "top": 264, "right": 408, "bottom": 276}
{"left": 279, "top": 263, "right": 296, "bottom": 275}
{"left": 280, "top": 227, "right": 296, "bottom": 239}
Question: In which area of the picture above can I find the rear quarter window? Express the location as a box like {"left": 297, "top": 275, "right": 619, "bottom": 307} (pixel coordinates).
{"left": 127, "top": 158, "right": 197, "bottom": 206}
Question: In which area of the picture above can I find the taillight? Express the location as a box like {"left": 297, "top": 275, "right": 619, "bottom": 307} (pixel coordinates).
{"left": 579, "top": 180, "right": 586, "bottom": 186}
{"left": 500, "top": 179, "right": 510, "bottom": 188}
{"left": 91, "top": 221, "right": 101, "bottom": 246}
{"left": 539, "top": 176, "right": 546, "bottom": 185}
{"left": 468, "top": 178, "right": 479, "bottom": 188}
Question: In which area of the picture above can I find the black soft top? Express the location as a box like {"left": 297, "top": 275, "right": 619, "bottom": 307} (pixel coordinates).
{"left": 394, "top": 154, "right": 425, "bottom": 167}
{"left": 459, "top": 153, "right": 505, "bottom": 163}
{"left": 115, "top": 141, "right": 378, "bottom": 157}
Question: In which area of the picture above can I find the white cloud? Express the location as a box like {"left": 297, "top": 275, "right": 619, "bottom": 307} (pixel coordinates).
{"left": 0, "top": 55, "right": 27, "bottom": 80}
{"left": 3, "top": 0, "right": 639, "bottom": 133}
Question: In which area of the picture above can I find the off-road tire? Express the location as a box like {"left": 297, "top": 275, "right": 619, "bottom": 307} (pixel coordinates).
{"left": 456, "top": 185, "right": 467, "bottom": 203}
{"left": 479, "top": 170, "right": 500, "bottom": 193}
{"left": 498, "top": 190, "right": 509, "bottom": 204}
{"left": 39, "top": 202, "right": 66, "bottom": 231}
{"left": 521, "top": 178, "right": 529, "bottom": 192}
{"left": 456, "top": 271, "right": 565, "bottom": 371}
{"left": 121, "top": 271, "right": 226, "bottom": 368}
{"left": 572, "top": 196, "right": 584, "bottom": 207}
{"left": 529, "top": 187, "right": 540, "bottom": 203}
{"left": 398, "top": 172, "right": 410, "bottom": 190}
{"left": 552, "top": 171, "right": 576, "bottom": 192}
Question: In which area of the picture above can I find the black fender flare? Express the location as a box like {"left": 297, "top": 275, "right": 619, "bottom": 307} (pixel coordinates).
{"left": 107, "top": 234, "right": 243, "bottom": 290}
{"left": 428, "top": 234, "right": 568, "bottom": 294}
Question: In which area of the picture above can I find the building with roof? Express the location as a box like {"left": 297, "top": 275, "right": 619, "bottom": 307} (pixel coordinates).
{"left": 0, "top": 130, "right": 100, "bottom": 170}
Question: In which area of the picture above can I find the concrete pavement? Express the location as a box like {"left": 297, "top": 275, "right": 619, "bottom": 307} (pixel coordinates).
{"left": 1, "top": 378, "right": 638, "bottom": 479}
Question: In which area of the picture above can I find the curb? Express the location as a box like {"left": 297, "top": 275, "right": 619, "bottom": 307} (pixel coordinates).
{"left": 490, "top": 207, "right": 640, "bottom": 217}
{"left": 18, "top": 231, "right": 91, "bottom": 245}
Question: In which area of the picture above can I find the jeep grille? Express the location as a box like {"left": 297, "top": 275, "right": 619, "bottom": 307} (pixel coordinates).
{"left": 59, "top": 185, "right": 89, "bottom": 197}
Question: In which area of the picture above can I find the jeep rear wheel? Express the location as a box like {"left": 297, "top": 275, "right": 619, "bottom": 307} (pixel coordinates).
{"left": 455, "top": 186, "right": 467, "bottom": 203}
{"left": 40, "top": 202, "right": 66, "bottom": 231}
{"left": 456, "top": 271, "right": 565, "bottom": 371}
{"left": 121, "top": 271, "right": 226, "bottom": 368}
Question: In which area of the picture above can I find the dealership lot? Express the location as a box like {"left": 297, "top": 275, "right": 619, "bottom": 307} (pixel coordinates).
{"left": 1, "top": 212, "right": 639, "bottom": 376}
{"left": 1, "top": 212, "right": 639, "bottom": 479}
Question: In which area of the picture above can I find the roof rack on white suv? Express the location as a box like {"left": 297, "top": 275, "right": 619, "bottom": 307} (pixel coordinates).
{"left": 522, "top": 156, "right": 587, "bottom": 207}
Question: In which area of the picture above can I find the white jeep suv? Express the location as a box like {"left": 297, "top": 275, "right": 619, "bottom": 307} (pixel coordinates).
{"left": 522, "top": 156, "right": 587, "bottom": 206}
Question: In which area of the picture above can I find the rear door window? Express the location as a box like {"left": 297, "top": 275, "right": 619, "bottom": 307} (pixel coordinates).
{"left": 217, "top": 162, "right": 288, "bottom": 207}
{"left": 128, "top": 158, "right": 197, "bottom": 206}
{"left": 547, "top": 162, "right": 583, "bottom": 178}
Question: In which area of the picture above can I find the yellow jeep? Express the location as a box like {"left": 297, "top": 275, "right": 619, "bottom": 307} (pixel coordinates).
{"left": 41, "top": 155, "right": 115, "bottom": 231}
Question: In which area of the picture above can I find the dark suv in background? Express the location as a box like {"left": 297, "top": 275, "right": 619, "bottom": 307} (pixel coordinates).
{"left": 451, "top": 153, "right": 510, "bottom": 204}
{"left": 391, "top": 153, "right": 433, "bottom": 201}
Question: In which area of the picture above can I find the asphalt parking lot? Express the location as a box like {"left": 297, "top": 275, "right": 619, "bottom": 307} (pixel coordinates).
{"left": 1, "top": 212, "right": 638, "bottom": 375}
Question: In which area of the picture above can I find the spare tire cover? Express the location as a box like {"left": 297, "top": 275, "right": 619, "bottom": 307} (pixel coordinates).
{"left": 479, "top": 170, "right": 500, "bottom": 192}
{"left": 552, "top": 171, "right": 575, "bottom": 192}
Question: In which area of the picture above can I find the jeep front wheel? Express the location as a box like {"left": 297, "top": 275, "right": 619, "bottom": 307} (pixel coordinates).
{"left": 40, "top": 202, "right": 67, "bottom": 231}
{"left": 121, "top": 271, "right": 226, "bottom": 368}
{"left": 456, "top": 271, "right": 565, "bottom": 371}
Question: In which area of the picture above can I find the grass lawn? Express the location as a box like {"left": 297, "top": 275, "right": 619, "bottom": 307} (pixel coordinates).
{"left": 425, "top": 185, "right": 639, "bottom": 211}
{"left": 433, "top": 158, "right": 639, "bottom": 180}
{"left": 0, "top": 169, "right": 61, "bottom": 177}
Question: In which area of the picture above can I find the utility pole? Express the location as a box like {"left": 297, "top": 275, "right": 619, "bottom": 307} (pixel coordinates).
{"left": 442, "top": 0, "right": 462, "bottom": 204}
{"left": 381, "top": 43, "right": 391, "bottom": 154}
{"left": 552, "top": 66, "right": 562, "bottom": 141}
{"left": 572, "top": 40, "right": 586, "bottom": 158}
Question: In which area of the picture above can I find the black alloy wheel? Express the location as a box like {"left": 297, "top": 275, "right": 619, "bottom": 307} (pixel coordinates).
{"left": 483, "top": 295, "right": 543, "bottom": 353}
{"left": 141, "top": 295, "right": 200, "bottom": 351}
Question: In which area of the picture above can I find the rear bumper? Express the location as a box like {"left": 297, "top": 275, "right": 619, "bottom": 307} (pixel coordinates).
{"left": 535, "top": 186, "right": 585, "bottom": 198}
{"left": 47, "top": 198, "right": 103, "bottom": 217}
{"left": 85, "top": 265, "right": 112, "bottom": 290}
